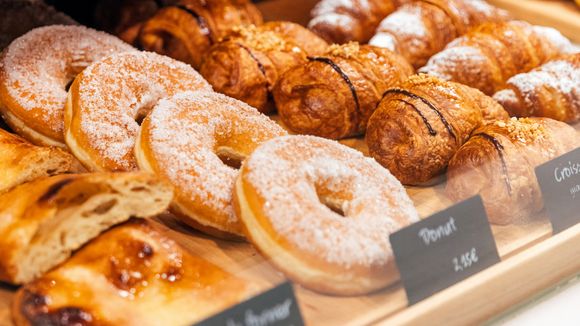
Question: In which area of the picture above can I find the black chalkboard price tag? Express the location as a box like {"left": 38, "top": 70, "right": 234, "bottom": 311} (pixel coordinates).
{"left": 535, "top": 147, "right": 580, "bottom": 234}
{"left": 389, "top": 195, "right": 500, "bottom": 305}
{"left": 194, "top": 281, "right": 304, "bottom": 326}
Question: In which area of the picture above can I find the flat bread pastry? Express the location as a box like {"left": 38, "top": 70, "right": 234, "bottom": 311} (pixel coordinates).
{"left": 12, "top": 219, "right": 255, "bottom": 326}
{"left": 0, "top": 128, "right": 82, "bottom": 194}
{"left": 0, "top": 172, "right": 173, "bottom": 284}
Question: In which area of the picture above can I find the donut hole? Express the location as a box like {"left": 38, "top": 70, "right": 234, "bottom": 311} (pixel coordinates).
{"left": 215, "top": 147, "right": 243, "bottom": 170}
{"left": 316, "top": 190, "right": 346, "bottom": 217}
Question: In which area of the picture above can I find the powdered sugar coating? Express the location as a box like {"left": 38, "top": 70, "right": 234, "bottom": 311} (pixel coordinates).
{"left": 242, "top": 135, "right": 419, "bottom": 267}
{"left": 420, "top": 46, "right": 487, "bottom": 80}
{"left": 532, "top": 26, "right": 576, "bottom": 54}
{"left": 72, "top": 52, "right": 211, "bottom": 171}
{"left": 145, "top": 91, "right": 286, "bottom": 232}
{"left": 0, "top": 25, "right": 134, "bottom": 140}
{"left": 371, "top": 6, "right": 427, "bottom": 54}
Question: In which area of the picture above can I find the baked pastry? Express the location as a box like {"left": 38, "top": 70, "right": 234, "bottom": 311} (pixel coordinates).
{"left": 199, "top": 23, "right": 328, "bottom": 113}
{"left": 261, "top": 21, "right": 329, "bottom": 56}
{"left": 369, "top": 0, "right": 510, "bottom": 69}
{"left": 137, "top": 0, "right": 263, "bottom": 69}
{"left": 366, "top": 74, "right": 509, "bottom": 185}
{"left": 0, "top": 0, "right": 76, "bottom": 50}
{"left": 0, "top": 172, "right": 173, "bottom": 284}
{"left": 234, "top": 135, "right": 419, "bottom": 295}
{"left": 446, "top": 117, "right": 579, "bottom": 225}
{"left": 95, "top": 0, "right": 169, "bottom": 44}
{"left": 65, "top": 51, "right": 211, "bottom": 172}
{"left": 135, "top": 91, "right": 286, "bottom": 238}
{"left": 0, "top": 25, "right": 134, "bottom": 148}
{"left": 419, "top": 21, "right": 576, "bottom": 95}
{"left": 308, "top": 0, "right": 407, "bottom": 44}
{"left": 493, "top": 53, "right": 580, "bottom": 123}
{"left": 273, "top": 42, "right": 413, "bottom": 139}
{"left": 0, "top": 129, "right": 82, "bottom": 194}
{"left": 12, "top": 219, "right": 255, "bottom": 325}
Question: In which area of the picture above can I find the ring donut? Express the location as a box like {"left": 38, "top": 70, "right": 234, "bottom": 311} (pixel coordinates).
{"left": 234, "top": 135, "right": 419, "bottom": 295}
{"left": 0, "top": 25, "right": 134, "bottom": 148}
{"left": 65, "top": 51, "right": 211, "bottom": 172}
{"left": 135, "top": 91, "right": 286, "bottom": 238}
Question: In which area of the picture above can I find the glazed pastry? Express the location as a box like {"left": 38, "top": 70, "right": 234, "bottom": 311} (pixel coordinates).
{"left": 0, "top": 172, "right": 173, "bottom": 284}
{"left": 493, "top": 53, "right": 580, "bottom": 123}
{"left": 95, "top": 0, "right": 167, "bottom": 44}
{"left": 0, "top": 25, "right": 134, "bottom": 148}
{"left": 370, "top": 0, "right": 510, "bottom": 69}
{"left": 446, "top": 118, "right": 579, "bottom": 225}
{"left": 0, "top": 129, "right": 82, "bottom": 194}
{"left": 135, "top": 91, "right": 286, "bottom": 238}
{"left": 308, "top": 0, "right": 407, "bottom": 44}
{"left": 65, "top": 51, "right": 211, "bottom": 172}
{"left": 419, "top": 21, "right": 576, "bottom": 95}
{"left": 12, "top": 219, "right": 255, "bottom": 326}
{"left": 366, "top": 74, "right": 509, "bottom": 185}
{"left": 235, "top": 135, "right": 419, "bottom": 295}
{"left": 199, "top": 23, "right": 328, "bottom": 113}
{"left": 137, "top": 0, "right": 263, "bottom": 69}
{"left": 274, "top": 42, "right": 413, "bottom": 139}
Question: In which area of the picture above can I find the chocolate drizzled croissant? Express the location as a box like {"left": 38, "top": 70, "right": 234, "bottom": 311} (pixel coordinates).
{"left": 273, "top": 42, "right": 413, "bottom": 139}
{"left": 366, "top": 74, "right": 508, "bottom": 185}
{"left": 419, "top": 21, "right": 576, "bottom": 95}
{"left": 137, "top": 0, "right": 263, "bottom": 69}
{"left": 493, "top": 53, "right": 580, "bottom": 123}
{"left": 199, "top": 22, "right": 328, "bottom": 113}
{"left": 369, "top": 0, "right": 510, "bottom": 69}
{"left": 446, "top": 117, "right": 579, "bottom": 225}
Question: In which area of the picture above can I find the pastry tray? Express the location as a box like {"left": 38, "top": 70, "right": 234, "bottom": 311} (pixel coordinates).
{"left": 0, "top": 0, "right": 579, "bottom": 325}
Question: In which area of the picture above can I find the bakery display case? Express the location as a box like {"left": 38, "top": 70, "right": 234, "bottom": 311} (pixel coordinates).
{"left": 0, "top": 0, "right": 578, "bottom": 325}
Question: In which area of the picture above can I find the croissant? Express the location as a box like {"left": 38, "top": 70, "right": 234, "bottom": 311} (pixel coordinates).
{"left": 199, "top": 22, "right": 328, "bottom": 113}
{"left": 308, "top": 0, "right": 407, "bottom": 44}
{"left": 446, "top": 117, "right": 579, "bottom": 225}
{"left": 273, "top": 42, "right": 414, "bottom": 139}
{"left": 0, "top": 129, "right": 81, "bottom": 194}
{"left": 12, "top": 220, "right": 255, "bottom": 325}
{"left": 366, "top": 74, "right": 509, "bottom": 185}
{"left": 137, "top": 0, "right": 263, "bottom": 69}
{"left": 369, "top": 0, "right": 510, "bottom": 69}
{"left": 419, "top": 21, "right": 576, "bottom": 95}
{"left": 0, "top": 172, "right": 172, "bottom": 284}
{"left": 493, "top": 53, "right": 580, "bottom": 123}
{"left": 94, "top": 0, "right": 169, "bottom": 44}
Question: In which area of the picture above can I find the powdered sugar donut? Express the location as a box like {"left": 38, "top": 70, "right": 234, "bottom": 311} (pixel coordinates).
{"left": 0, "top": 25, "right": 135, "bottom": 148}
{"left": 65, "top": 51, "right": 211, "bottom": 171}
{"left": 234, "top": 135, "right": 419, "bottom": 295}
{"left": 135, "top": 91, "right": 286, "bottom": 238}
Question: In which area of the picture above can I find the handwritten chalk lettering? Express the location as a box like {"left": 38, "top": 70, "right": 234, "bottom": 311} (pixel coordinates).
{"left": 570, "top": 184, "right": 580, "bottom": 199}
{"left": 417, "top": 217, "right": 457, "bottom": 246}
{"left": 452, "top": 248, "right": 478, "bottom": 272}
{"left": 554, "top": 161, "right": 580, "bottom": 183}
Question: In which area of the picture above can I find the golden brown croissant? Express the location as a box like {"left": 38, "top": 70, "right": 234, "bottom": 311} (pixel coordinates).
{"left": 0, "top": 172, "right": 173, "bottom": 284}
{"left": 493, "top": 53, "right": 580, "bottom": 123}
{"left": 419, "top": 21, "right": 576, "bottom": 95}
{"left": 12, "top": 219, "right": 256, "bottom": 326}
{"left": 446, "top": 117, "right": 579, "bottom": 225}
{"left": 0, "top": 128, "right": 81, "bottom": 194}
{"left": 273, "top": 42, "right": 414, "bottom": 139}
{"left": 137, "top": 0, "right": 263, "bottom": 69}
{"left": 369, "top": 0, "right": 510, "bottom": 69}
{"left": 366, "top": 74, "right": 509, "bottom": 185}
{"left": 308, "top": 0, "right": 408, "bottom": 44}
{"left": 200, "top": 23, "right": 328, "bottom": 113}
